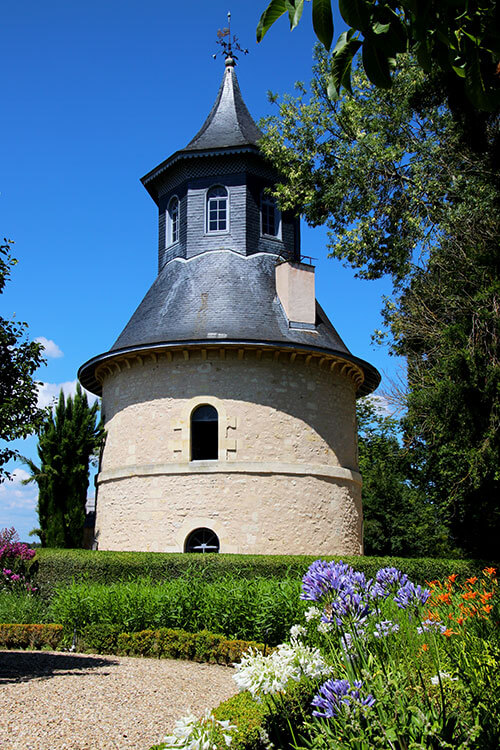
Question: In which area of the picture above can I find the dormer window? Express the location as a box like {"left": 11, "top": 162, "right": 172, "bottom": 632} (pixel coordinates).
{"left": 261, "top": 193, "right": 281, "bottom": 238}
{"left": 166, "top": 196, "right": 179, "bottom": 247}
{"left": 207, "top": 186, "right": 228, "bottom": 233}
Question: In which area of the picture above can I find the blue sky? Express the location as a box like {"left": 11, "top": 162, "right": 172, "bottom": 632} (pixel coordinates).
{"left": 1, "top": 1, "right": 400, "bottom": 541}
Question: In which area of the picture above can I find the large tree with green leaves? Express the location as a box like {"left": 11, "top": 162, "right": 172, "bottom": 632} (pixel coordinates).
{"left": 259, "top": 52, "right": 500, "bottom": 557}
{"left": 0, "top": 240, "right": 46, "bottom": 479}
{"left": 257, "top": 0, "right": 500, "bottom": 112}
{"left": 23, "top": 385, "right": 104, "bottom": 548}
{"left": 357, "top": 397, "right": 451, "bottom": 557}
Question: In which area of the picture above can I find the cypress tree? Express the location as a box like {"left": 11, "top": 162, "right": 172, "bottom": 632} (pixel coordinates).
{"left": 23, "top": 384, "right": 104, "bottom": 548}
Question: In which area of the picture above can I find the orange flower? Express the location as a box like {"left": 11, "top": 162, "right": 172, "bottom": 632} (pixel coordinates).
{"left": 456, "top": 617, "right": 464, "bottom": 625}
{"left": 466, "top": 577, "right": 478, "bottom": 585}
{"left": 443, "top": 629, "right": 455, "bottom": 637}
{"left": 483, "top": 567, "right": 497, "bottom": 576}
{"left": 427, "top": 610, "right": 440, "bottom": 621}
{"left": 437, "top": 593, "right": 452, "bottom": 604}
{"left": 482, "top": 605, "right": 493, "bottom": 614}
{"left": 462, "top": 591, "right": 477, "bottom": 600}
{"left": 422, "top": 643, "right": 429, "bottom": 651}
{"left": 448, "top": 574, "right": 458, "bottom": 583}
{"left": 480, "top": 592, "right": 493, "bottom": 603}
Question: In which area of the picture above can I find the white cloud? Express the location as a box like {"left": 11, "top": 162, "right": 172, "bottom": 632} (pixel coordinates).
{"left": 37, "top": 380, "right": 99, "bottom": 409}
{"left": 0, "top": 469, "right": 37, "bottom": 511}
{"left": 34, "top": 336, "right": 63, "bottom": 358}
{"left": 365, "top": 393, "right": 393, "bottom": 416}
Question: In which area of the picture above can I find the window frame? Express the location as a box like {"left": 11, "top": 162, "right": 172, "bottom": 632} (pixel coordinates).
{"left": 260, "top": 192, "right": 282, "bottom": 239}
{"left": 190, "top": 403, "right": 219, "bottom": 461}
{"left": 166, "top": 195, "right": 180, "bottom": 248}
{"left": 206, "top": 185, "right": 230, "bottom": 235}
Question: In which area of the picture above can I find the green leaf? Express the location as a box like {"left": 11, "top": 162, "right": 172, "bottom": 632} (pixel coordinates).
{"left": 339, "top": 0, "right": 371, "bottom": 32}
{"left": 362, "top": 40, "right": 393, "bottom": 88}
{"left": 257, "top": 0, "right": 288, "bottom": 42}
{"left": 329, "top": 36, "right": 362, "bottom": 97}
{"left": 372, "top": 22, "right": 390, "bottom": 35}
{"left": 312, "top": 0, "right": 334, "bottom": 51}
{"left": 285, "top": 0, "right": 304, "bottom": 30}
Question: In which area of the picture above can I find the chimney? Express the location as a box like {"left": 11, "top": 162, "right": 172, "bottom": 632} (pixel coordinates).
{"left": 275, "top": 261, "right": 316, "bottom": 328}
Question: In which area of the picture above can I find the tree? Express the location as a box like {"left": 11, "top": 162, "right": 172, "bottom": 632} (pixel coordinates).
{"left": 259, "top": 52, "right": 500, "bottom": 557}
{"left": 257, "top": 0, "right": 500, "bottom": 112}
{"left": 357, "top": 397, "right": 451, "bottom": 557}
{"left": 0, "top": 240, "right": 46, "bottom": 479}
{"left": 23, "top": 385, "right": 104, "bottom": 548}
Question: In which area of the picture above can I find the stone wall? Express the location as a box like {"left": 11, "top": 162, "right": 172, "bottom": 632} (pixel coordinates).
{"left": 95, "top": 348, "right": 362, "bottom": 554}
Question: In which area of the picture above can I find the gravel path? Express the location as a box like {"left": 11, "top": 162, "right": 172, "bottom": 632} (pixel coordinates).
{"left": 0, "top": 650, "right": 238, "bottom": 750}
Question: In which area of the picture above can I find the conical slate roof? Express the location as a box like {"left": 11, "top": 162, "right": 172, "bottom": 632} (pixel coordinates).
{"left": 141, "top": 58, "right": 262, "bottom": 199}
{"left": 184, "top": 58, "right": 262, "bottom": 151}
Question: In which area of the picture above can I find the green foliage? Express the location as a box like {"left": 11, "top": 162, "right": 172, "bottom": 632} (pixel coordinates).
{"left": 257, "top": 0, "right": 500, "bottom": 111}
{"left": 31, "top": 549, "right": 494, "bottom": 596}
{"left": 260, "top": 51, "right": 500, "bottom": 559}
{"left": 0, "top": 240, "right": 46, "bottom": 478}
{"left": 357, "top": 397, "right": 452, "bottom": 557}
{"left": 0, "top": 623, "right": 63, "bottom": 649}
{"left": 48, "top": 575, "right": 303, "bottom": 645}
{"left": 22, "top": 384, "right": 104, "bottom": 548}
{"left": 0, "top": 589, "right": 50, "bottom": 624}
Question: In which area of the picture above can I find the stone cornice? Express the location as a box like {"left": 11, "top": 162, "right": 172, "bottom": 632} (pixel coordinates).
{"left": 92, "top": 342, "right": 365, "bottom": 392}
{"left": 97, "top": 460, "right": 362, "bottom": 486}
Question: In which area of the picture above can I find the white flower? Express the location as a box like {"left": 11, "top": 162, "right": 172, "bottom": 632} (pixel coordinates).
{"left": 290, "top": 624, "right": 306, "bottom": 640}
{"left": 430, "top": 671, "right": 457, "bottom": 686}
{"left": 305, "top": 606, "right": 322, "bottom": 621}
{"left": 163, "top": 710, "right": 237, "bottom": 750}
{"left": 233, "top": 643, "right": 332, "bottom": 698}
{"left": 317, "top": 620, "right": 333, "bottom": 634}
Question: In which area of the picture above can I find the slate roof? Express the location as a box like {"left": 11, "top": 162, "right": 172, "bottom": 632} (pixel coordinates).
{"left": 184, "top": 58, "right": 263, "bottom": 151}
{"left": 78, "top": 250, "right": 380, "bottom": 397}
{"left": 141, "top": 59, "right": 262, "bottom": 200}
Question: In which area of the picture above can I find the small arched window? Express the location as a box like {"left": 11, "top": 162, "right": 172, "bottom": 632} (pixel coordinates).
{"left": 191, "top": 404, "right": 218, "bottom": 460}
{"left": 166, "top": 196, "right": 179, "bottom": 246}
{"left": 206, "top": 186, "right": 228, "bottom": 233}
{"left": 261, "top": 193, "right": 281, "bottom": 238}
{"left": 185, "top": 528, "right": 220, "bottom": 553}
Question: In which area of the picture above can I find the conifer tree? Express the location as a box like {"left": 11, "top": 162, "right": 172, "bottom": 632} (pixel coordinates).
{"left": 23, "top": 385, "right": 104, "bottom": 548}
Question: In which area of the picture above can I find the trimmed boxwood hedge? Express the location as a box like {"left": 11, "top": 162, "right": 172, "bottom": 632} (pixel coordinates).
{"left": 0, "top": 623, "right": 63, "bottom": 650}
{"left": 30, "top": 549, "right": 495, "bottom": 595}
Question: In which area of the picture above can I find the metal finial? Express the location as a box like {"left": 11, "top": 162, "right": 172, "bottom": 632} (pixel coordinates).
{"left": 213, "top": 10, "right": 248, "bottom": 65}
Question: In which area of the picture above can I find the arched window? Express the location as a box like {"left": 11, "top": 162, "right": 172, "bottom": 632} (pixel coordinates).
{"left": 166, "top": 196, "right": 179, "bottom": 246}
{"left": 185, "top": 528, "right": 220, "bottom": 553}
{"left": 191, "top": 404, "right": 218, "bottom": 460}
{"left": 206, "top": 186, "right": 228, "bottom": 233}
{"left": 261, "top": 193, "right": 281, "bottom": 238}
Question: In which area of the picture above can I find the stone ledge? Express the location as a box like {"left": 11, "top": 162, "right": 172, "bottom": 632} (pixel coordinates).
{"left": 97, "top": 461, "right": 362, "bottom": 486}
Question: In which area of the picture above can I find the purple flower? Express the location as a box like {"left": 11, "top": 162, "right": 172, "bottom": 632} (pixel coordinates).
{"left": 2, "top": 569, "right": 12, "bottom": 576}
{"left": 373, "top": 619, "right": 399, "bottom": 638}
{"left": 394, "top": 581, "right": 430, "bottom": 609}
{"left": 312, "top": 678, "right": 376, "bottom": 718}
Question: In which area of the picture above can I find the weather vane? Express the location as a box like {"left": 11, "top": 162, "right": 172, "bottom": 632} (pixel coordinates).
{"left": 213, "top": 11, "right": 248, "bottom": 63}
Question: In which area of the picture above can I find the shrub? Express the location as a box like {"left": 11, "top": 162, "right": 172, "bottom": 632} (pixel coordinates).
{"left": 33, "top": 548, "right": 496, "bottom": 596}
{"left": 0, "top": 623, "right": 63, "bottom": 649}
{"left": 0, "top": 590, "right": 50, "bottom": 624}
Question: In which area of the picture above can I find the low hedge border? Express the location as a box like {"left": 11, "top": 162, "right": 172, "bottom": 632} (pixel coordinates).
{"left": 75, "top": 624, "right": 268, "bottom": 665}
{"left": 30, "top": 549, "right": 495, "bottom": 596}
{"left": 0, "top": 623, "right": 63, "bottom": 650}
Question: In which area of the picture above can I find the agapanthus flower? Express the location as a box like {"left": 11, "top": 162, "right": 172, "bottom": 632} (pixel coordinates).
{"left": 417, "top": 619, "right": 447, "bottom": 635}
{"left": 312, "top": 678, "right": 375, "bottom": 718}
{"left": 394, "top": 581, "right": 430, "bottom": 609}
{"left": 163, "top": 710, "right": 236, "bottom": 750}
{"left": 233, "top": 642, "right": 331, "bottom": 698}
{"left": 373, "top": 619, "right": 399, "bottom": 638}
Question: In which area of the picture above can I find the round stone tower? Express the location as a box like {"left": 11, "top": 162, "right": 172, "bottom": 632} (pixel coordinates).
{"left": 79, "top": 56, "right": 380, "bottom": 555}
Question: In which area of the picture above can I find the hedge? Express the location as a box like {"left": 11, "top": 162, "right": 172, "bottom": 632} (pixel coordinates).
{"left": 30, "top": 549, "right": 495, "bottom": 595}
{"left": 75, "top": 624, "right": 269, "bottom": 665}
{"left": 0, "top": 623, "right": 63, "bottom": 650}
